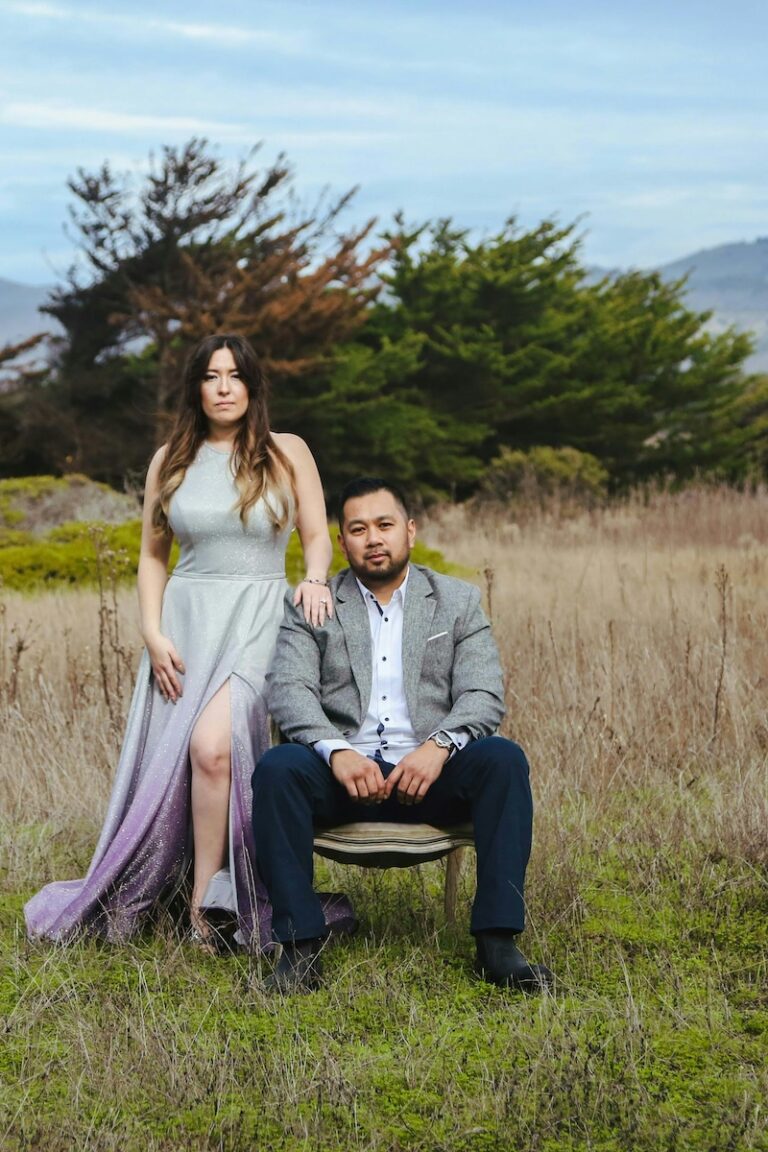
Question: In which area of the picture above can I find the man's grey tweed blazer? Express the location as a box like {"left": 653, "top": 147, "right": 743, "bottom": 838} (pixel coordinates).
{"left": 266, "top": 564, "right": 506, "bottom": 748}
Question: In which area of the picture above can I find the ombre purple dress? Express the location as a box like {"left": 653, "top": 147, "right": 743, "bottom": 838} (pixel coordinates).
{"left": 25, "top": 442, "right": 355, "bottom": 950}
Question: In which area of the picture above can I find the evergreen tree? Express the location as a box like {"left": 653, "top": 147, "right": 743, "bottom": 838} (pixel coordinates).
{"left": 41, "top": 139, "right": 389, "bottom": 479}
{"left": 563, "top": 271, "right": 754, "bottom": 480}
{"left": 0, "top": 334, "right": 62, "bottom": 478}
{"left": 303, "top": 333, "right": 487, "bottom": 500}
{"left": 369, "top": 217, "right": 755, "bottom": 488}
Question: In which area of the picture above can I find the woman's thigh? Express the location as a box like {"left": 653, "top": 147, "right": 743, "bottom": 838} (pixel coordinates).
{"left": 189, "top": 681, "right": 231, "bottom": 769}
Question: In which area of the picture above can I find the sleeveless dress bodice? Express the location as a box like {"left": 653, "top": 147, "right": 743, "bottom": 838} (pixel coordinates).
{"left": 170, "top": 442, "right": 291, "bottom": 579}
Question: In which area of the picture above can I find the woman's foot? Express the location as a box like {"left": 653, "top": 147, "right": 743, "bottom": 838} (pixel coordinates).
{"left": 188, "top": 906, "right": 218, "bottom": 956}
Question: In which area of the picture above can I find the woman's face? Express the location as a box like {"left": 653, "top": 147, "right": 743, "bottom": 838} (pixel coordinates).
{"left": 200, "top": 347, "right": 250, "bottom": 433}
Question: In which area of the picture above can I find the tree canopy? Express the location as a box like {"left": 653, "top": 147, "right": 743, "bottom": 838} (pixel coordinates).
{"left": 1, "top": 140, "right": 764, "bottom": 498}
{"left": 361, "top": 218, "right": 758, "bottom": 492}
{"left": 5, "top": 139, "right": 387, "bottom": 480}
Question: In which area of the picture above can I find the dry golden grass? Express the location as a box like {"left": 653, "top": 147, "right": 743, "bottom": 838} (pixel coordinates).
{"left": 1, "top": 587, "right": 137, "bottom": 836}
{"left": 423, "top": 485, "right": 768, "bottom": 868}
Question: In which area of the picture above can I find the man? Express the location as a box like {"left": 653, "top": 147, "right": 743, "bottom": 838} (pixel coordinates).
{"left": 252, "top": 477, "right": 553, "bottom": 993}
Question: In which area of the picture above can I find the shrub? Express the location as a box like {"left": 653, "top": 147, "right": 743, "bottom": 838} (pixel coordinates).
{"left": 477, "top": 445, "right": 609, "bottom": 506}
{"left": 0, "top": 521, "right": 141, "bottom": 590}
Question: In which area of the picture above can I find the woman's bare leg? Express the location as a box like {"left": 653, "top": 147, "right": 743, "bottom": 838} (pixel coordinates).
{"left": 189, "top": 681, "right": 231, "bottom": 941}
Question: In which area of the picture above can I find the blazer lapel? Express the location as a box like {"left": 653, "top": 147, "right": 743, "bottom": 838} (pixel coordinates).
{"left": 334, "top": 568, "right": 372, "bottom": 718}
{"left": 402, "top": 566, "right": 437, "bottom": 721}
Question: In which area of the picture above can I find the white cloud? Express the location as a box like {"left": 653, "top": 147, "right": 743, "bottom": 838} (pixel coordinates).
{"left": 145, "top": 18, "right": 306, "bottom": 52}
{"left": 4, "top": 2, "right": 67, "bottom": 15}
{"left": 0, "top": 101, "right": 253, "bottom": 139}
{"left": 0, "top": 101, "right": 400, "bottom": 156}
{"left": 3, "top": 1, "right": 310, "bottom": 54}
{"left": 617, "top": 183, "right": 768, "bottom": 211}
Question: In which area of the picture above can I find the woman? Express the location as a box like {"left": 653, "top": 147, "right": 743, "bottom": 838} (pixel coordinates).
{"left": 25, "top": 334, "right": 354, "bottom": 952}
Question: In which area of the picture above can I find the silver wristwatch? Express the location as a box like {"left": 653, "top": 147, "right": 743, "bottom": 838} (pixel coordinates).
{"left": 431, "top": 731, "right": 456, "bottom": 755}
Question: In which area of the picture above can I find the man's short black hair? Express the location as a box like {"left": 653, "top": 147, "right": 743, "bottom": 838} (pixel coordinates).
{"left": 337, "top": 477, "right": 411, "bottom": 527}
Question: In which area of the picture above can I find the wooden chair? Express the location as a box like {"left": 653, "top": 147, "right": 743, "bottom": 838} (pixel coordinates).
{"left": 313, "top": 822, "right": 475, "bottom": 923}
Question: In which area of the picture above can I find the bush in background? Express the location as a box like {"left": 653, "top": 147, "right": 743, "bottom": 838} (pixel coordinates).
{"left": 476, "top": 444, "right": 609, "bottom": 510}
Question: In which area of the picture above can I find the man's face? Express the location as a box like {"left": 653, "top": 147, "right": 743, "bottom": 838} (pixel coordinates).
{"left": 338, "top": 490, "right": 416, "bottom": 588}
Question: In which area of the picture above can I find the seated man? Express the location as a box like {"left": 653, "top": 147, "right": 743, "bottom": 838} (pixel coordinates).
{"left": 252, "top": 476, "right": 553, "bottom": 993}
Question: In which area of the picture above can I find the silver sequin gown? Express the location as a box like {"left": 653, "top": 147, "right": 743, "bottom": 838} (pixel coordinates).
{"left": 25, "top": 442, "right": 355, "bottom": 949}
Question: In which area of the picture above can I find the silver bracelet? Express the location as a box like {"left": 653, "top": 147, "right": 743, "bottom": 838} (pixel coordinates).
{"left": 301, "top": 577, "right": 329, "bottom": 586}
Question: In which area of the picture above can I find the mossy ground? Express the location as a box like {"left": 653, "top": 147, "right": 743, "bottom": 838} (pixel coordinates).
{"left": 2, "top": 814, "right": 766, "bottom": 1152}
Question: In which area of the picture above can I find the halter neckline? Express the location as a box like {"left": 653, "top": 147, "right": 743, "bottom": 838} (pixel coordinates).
{"left": 201, "top": 440, "right": 234, "bottom": 457}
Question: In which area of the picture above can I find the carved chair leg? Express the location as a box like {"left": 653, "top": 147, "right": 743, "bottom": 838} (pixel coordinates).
{"left": 444, "top": 847, "right": 464, "bottom": 923}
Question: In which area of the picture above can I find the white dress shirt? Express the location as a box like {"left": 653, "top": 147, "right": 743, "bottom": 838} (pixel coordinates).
{"left": 315, "top": 568, "right": 467, "bottom": 766}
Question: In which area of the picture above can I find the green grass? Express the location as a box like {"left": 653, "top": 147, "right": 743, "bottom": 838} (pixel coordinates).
{"left": 3, "top": 813, "right": 767, "bottom": 1152}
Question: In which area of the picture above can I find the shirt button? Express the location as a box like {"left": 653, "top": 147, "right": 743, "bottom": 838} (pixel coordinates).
{"left": 382, "top": 695, "right": 387, "bottom": 700}
{"left": 382, "top": 656, "right": 386, "bottom": 661}
{"left": 385, "top": 717, "right": 390, "bottom": 722}
{"left": 384, "top": 617, "right": 389, "bottom": 622}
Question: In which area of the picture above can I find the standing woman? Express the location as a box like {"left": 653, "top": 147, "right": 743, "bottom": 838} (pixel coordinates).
{"left": 25, "top": 334, "right": 354, "bottom": 952}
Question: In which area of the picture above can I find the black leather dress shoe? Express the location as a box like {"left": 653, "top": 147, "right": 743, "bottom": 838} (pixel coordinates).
{"left": 475, "top": 931, "right": 554, "bottom": 992}
{"left": 264, "top": 938, "right": 324, "bottom": 994}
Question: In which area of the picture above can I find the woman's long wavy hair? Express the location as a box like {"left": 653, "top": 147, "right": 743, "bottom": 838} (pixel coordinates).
{"left": 152, "top": 334, "right": 296, "bottom": 535}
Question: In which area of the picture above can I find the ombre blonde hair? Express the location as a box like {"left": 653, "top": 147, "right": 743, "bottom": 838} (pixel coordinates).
{"left": 152, "top": 334, "right": 296, "bottom": 534}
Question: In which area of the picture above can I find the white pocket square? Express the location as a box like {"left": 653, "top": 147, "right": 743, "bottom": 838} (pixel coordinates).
{"left": 426, "top": 631, "right": 448, "bottom": 642}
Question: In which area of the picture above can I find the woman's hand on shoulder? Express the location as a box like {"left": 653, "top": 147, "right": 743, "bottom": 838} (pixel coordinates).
{"left": 145, "top": 632, "right": 185, "bottom": 703}
{"left": 293, "top": 578, "right": 334, "bottom": 628}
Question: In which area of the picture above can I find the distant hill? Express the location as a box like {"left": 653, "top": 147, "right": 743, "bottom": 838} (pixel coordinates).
{"left": 3, "top": 239, "right": 768, "bottom": 370}
{"left": 0, "top": 278, "right": 61, "bottom": 348}
{"left": 660, "top": 238, "right": 768, "bottom": 372}
{"left": 589, "top": 238, "right": 768, "bottom": 373}
{"left": 662, "top": 237, "right": 768, "bottom": 308}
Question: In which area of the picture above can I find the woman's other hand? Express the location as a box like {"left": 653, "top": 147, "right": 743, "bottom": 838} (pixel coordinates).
{"left": 146, "top": 634, "right": 186, "bottom": 702}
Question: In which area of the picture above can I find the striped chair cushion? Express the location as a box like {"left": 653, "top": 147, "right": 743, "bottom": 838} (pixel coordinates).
{"left": 313, "top": 822, "right": 474, "bottom": 868}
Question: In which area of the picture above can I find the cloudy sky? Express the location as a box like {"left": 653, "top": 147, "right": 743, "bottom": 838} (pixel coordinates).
{"left": 1, "top": 0, "right": 766, "bottom": 285}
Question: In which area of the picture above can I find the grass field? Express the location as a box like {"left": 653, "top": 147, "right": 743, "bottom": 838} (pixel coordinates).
{"left": 2, "top": 485, "right": 767, "bottom": 1151}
